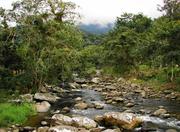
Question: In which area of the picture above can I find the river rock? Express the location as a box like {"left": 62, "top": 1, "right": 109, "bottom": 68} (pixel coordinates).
{"left": 74, "top": 78, "right": 86, "bottom": 84}
{"left": 41, "top": 121, "right": 48, "bottom": 126}
{"left": 93, "top": 102, "right": 104, "bottom": 109}
{"left": 12, "top": 128, "right": 19, "bottom": 132}
{"left": 165, "top": 129, "right": 177, "bottom": 132}
{"left": 0, "top": 129, "right": 6, "bottom": 132}
{"left": 52, "top": 110, "right": 60, "bottom": 114}
{"left": 61, "top": 107, "right": 71, "bottom": 113}
{"left": 23, "top": 126, "right": 35, "bottom": 131}
{"left": 69, "top": 82, "right": 81, "bottom": 89}
{"left": 20, "top": 94, "right": 33, "bottom": 102}
{"left": 90, "top": 128, "right": 102, "bottom": 132}
{"left": 162, "top": 113, "right": 171, "bottom": 118}
{"left": 37, "top": 127, "right": 49, "bottom": 132}
{"left": 81, "top": 84, "right": 89, "bottom": 89}
{"left": 75, "top": 97, "right": 83, "bottom": 102}
{"left": 106, "top": 99, "right": 113, "bottom": 104}
{"left": 48, "top": 125, "right": 78, "bottom": 132}
{"left": 74, "top": 102, "right": 88, "bottom": 109}
{"left": 52, "top": 114, "right": 73, "bottom": 125}
{"left": 72, "top": 116, "right": 97, "bottom": 129}
{"left": 113, "top": 97, "right": 124, "bottom": 102}
{"left": 125, "top": 103, "right": 135, "bottom": 107}
{"left": 35, "top": 101, "right": 51, "bottom": 113}
{"left": 34, "top": 93, "right": 59, "bottom": 103}
{"left": 103, "top": 112, "right": 142, "bottom": 130}
{"left": 51, "top": 87, "right": 66, "bottom": 93}
{"left": 94, "top": 115, "right": 104, "bottom": 124}
{"left": 102, "top": 128, "right": 121, "bottom": 132}
{"left": 124, "top": 109, "right": 134, "bottom": 113}
{"left": 91, "top": 77, "right": 100, "bottom": 84}
{"left": 153, "top": 108, "right": 167, "bottom": 116}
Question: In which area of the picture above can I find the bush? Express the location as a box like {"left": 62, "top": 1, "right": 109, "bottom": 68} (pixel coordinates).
{"left": 78, "top": 45, "right": 103, "bottom": 76}
{"left": 0, "top": 103, "right": 36, "bottom": 127}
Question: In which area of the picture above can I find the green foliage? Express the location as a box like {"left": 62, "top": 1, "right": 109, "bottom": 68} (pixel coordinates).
{"left": 0, "top": 0, "right": 83, "bottom": 92}
{"left": 78, "top": 45, "right": 103, "bottom": 76}
{"left": 0, "top": 0, "right": 179, "bottom": 93}
{"left": 103, "top": 13, "right": 152, "bottom": 73}
{"left": 0, "top": 103, "right": 36, "bottom": 127}
{"left": 158, "top": 0, "right": 180, "bottom": 20}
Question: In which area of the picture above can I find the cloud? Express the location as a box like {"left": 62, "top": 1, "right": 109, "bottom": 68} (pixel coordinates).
{"left": 69, "top": 0, "right": 164, "bottom": 25}
{"left": 0, "top": 0, "right": 164, "bottom": 26}
{"left": 0, "top": 0, "right": 15, "bottom": 9}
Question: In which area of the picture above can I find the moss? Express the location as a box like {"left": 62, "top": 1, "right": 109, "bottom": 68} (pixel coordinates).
{"left": 0, "top": 103, "right": 36, "bottom": 127}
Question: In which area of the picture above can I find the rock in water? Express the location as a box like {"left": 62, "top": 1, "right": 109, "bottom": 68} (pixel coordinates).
{"left": 74, "top": 97, "right": 83, "bottom": 102}
{"left": 153, "top": 108, "right": 167, "bottom": 116}
{"left": 48, "top": 125, "right": 78, "bottom": 132}
{"left": 93, "top": 102, "right": 104, "bottom": 109}
{"left": 74, "top": 102, "right": 88, "bottom": 109}
{"left": 102, "top": 129, "right": 121, "bottom": 132}
{"left": 52, "top": 114, "right": 73, "bottom": 126}
{"left": 37, "top": 127, "right": 49, "bottom": 132}
{"left": 35, "top": 101, "right": 51, "bottom": 113}
{"left": 125, "top": 103, "right": 135, "bottom": 107}
{"left": 103, "top": 112, "right": 142, "bottom": 130}
{"left": 72, "top": 116, "right": 97, "bottom": 129}
{"left": 61, "top": 107, "right": 71, "bottom": 113}
{"left": 94, "top": 115, "right": 104, "bottom": 124}
{"left": 165, "top": 129, "right": 177, "bottom": 132}
{"left": 69, "top": 82, "right": 81, "bottom": 89}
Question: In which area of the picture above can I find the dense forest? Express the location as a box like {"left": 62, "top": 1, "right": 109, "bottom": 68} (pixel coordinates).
{"left": 0, "top": 0, "right": 180, "bottom": 129}
{"left": 0, "top": 0, "right": 179, "bottom": 93}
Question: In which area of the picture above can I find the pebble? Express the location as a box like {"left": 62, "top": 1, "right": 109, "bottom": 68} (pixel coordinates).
{"left": 125, "top": 103, "right": 134, "bottom": 107}
{"left": 41, "top": 121, "right": 48, "bottom": 126}
{"left": 165, "top": 129, "right": 177, "bottom": 132}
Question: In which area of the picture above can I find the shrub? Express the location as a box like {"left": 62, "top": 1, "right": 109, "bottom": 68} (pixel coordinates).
{"left": 0, "top": 103, "right": 36, "bottom": 127}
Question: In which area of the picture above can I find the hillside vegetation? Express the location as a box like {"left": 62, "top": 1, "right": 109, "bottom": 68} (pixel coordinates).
{"left": 0, "top": 0, "right": 179, "bottom": 94}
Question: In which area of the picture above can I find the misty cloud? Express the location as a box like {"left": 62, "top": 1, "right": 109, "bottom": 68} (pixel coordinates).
{"left": 0, "top": 0, "right": 164, "bottom": 26}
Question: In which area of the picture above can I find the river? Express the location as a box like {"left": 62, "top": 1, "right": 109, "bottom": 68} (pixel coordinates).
{"left": 24, "top": 89, "right": 180, "bottom": 131}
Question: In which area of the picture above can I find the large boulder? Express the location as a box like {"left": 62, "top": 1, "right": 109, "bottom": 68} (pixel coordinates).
{"left": 72, "top": 116, "right": 97, "bottom": 129}
{"left": 103, "top": 112, "right": 142, "bottom": 130}
{"left": 52, "top": 114, "right": 73, "bottom": 126}
{"left": 34, "top": 93, "right": 59, "bottom": 103}
{"left": 48, "top": 125, "right": 78, "bottom": 132}
{"left": 35, "top": 101, "right": 51, "bottom": 113}
{"left": 74, "top": 102, "right": 88, "bottom": 110}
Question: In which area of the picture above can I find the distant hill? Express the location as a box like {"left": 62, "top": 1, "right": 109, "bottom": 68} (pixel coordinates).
{"left": 79, "top": 23, "right": 114, "bottom": 34}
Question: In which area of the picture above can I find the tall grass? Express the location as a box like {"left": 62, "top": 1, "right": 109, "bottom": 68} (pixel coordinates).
{"left": 0, "top": 103, "right": 36, "bottom": 127}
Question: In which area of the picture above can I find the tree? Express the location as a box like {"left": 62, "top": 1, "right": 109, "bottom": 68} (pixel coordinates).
{"left": 0, "top": 0, "right": 83, "bottom": 92}
{"left": 158, "top": 0, "right": 180, "bottom": 20}
{"left": 103, "top": 13, "right": 152, "bottom": 73}
{"left": 9, "top": 0, "right": 78, "bottom": 24}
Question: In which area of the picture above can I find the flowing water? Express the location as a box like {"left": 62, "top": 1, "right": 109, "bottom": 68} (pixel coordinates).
{"left": 24, "top": 89, "right": 180, "bottom": 131}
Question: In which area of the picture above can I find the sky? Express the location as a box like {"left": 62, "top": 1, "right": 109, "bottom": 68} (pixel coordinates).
{"left": 0, "top": 0, "right": 164, "bottom": 26}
